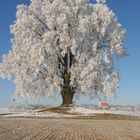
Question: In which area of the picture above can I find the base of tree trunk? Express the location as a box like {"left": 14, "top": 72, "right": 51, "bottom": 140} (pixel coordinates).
{"left": 60, "top": 104, "right": 74, "bottom": 107}
{"left": 61, "top": 90, "right": 74, "bottom": 107}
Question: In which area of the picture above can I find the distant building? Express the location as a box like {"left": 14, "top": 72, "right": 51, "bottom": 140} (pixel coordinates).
{"left": 99, "top": 99, "right": 109, "bottom": 109}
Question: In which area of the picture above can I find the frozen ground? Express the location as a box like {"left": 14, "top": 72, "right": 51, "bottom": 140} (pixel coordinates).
{"left": 0, "top": 106, "right": 140, "bottom": 140}
{"left": 1, "top": 106, "right": 140, "bottom": 118}
{"left": 0, "top": 108, "right": 15, "bottom": 115}
{"left": 0, "top": 108, "right": 10, "bottom": 114}
{"left": 69, "top": 107, "right": 140, "bottom": 117}
{"left": 0, "top": 118, "right": 140, "bottom": 140}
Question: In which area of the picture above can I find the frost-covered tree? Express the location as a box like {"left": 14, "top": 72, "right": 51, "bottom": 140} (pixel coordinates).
{"left": 0, "top": 0, "right": 127, "bottom": 106}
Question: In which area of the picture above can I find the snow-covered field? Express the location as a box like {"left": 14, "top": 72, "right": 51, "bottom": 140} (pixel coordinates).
{"left": 69, "top": 107, "right": 140, "bottom": 117}
{"left": 0, "top": 108, "right": 13, "bottom": 115}
{"left": 0, "top": 107, "right": 27, "bottom": 115}
{"left": 0, "top": 106, "right": 140, "bottom": 140}
{"left": 0, "top": 105, "right": 140, "bottom": 118}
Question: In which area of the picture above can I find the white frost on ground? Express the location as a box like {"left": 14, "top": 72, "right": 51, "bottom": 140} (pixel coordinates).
{"left": 1, "top": 106, "right": 140, "bottom": 118}
{"left": 69, "top": 107, "right": 140, "bottom": 117}
{"left": 2, "top": 111, "right": 78, "bottom": 118}
{"left": 0, "top": 108, "right": 12, "bottom": 114}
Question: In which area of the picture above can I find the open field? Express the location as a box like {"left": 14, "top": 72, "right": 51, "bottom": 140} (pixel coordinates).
{"left": 0, "top": 116, "right": 140, "bottom": 140}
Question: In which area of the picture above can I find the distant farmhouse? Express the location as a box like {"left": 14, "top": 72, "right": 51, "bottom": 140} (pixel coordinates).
{"left": 99, "top": 100, "right": 109, "bottom": 109}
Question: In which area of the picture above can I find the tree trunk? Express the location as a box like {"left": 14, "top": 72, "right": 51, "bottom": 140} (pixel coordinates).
{"left": 61, "top": 87, "right": 75, "bottom": 106}
{"left": 59, "top": 47, "right": 76, "bottom": 107}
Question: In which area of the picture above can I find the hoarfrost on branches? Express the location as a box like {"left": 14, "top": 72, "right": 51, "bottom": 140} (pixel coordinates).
{"left": 96, "top": 0, "right": 106, "bottom": 4}
{"left": 0, "top": 0, "right": 127, "bottom": 103}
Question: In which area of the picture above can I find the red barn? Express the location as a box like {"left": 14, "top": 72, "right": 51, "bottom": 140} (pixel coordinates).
{"left": 99, "top": 102, "right": 109, "bottom": 109}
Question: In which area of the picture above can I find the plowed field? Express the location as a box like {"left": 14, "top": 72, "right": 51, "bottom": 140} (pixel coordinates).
{"left": 0, "top": 117, "right": 140, "bottom": 140}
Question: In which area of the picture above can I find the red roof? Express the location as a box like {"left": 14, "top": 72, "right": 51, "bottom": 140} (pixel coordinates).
{"left": 100, "top": 102, "right": 108, "bottom": 106}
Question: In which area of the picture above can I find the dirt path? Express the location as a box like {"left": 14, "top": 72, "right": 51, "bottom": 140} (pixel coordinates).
{"left": 0, "top": 118, "right": 140, "bottom": 140}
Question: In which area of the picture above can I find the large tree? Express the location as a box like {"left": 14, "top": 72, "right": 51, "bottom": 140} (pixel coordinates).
{"left": 0, "top": 0, "right": 127, "bottom": 106}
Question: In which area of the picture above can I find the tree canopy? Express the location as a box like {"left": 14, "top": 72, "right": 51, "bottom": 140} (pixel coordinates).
{"left": 0, "top": 0, "right": 127, "bottom": 105}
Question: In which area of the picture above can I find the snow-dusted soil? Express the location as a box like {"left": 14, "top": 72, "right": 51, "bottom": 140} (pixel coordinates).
{"left": 0, "top": 108, "right": 14, "bottom": 115}
{"left": 2, "top": 111, "right": 77, "bottom": 118}
{"left": 0, "top": 107, "right": 140, "bottom": 140}
{"left": 0, "top": 108, "right": 23, "bottom": 116}
{"left": 1, "top": 107, "right": 140, "bottom": 118}
{"left": 0, "top": 118, "right": 140, "bottom": 140}
{"left": 0, "top": 108, "right": 10, "bottom": 114}
{"left": 69, "top": 107, "right": 140, "bottom": 117}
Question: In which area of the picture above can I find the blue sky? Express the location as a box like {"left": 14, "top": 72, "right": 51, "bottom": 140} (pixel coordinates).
{"left": 0, "top": 0, "right": 140, "bottom": 107}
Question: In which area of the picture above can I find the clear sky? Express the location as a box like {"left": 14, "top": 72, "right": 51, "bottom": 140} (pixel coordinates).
{"left": 0, "top": 0, "right": 140, "bottom": 107}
